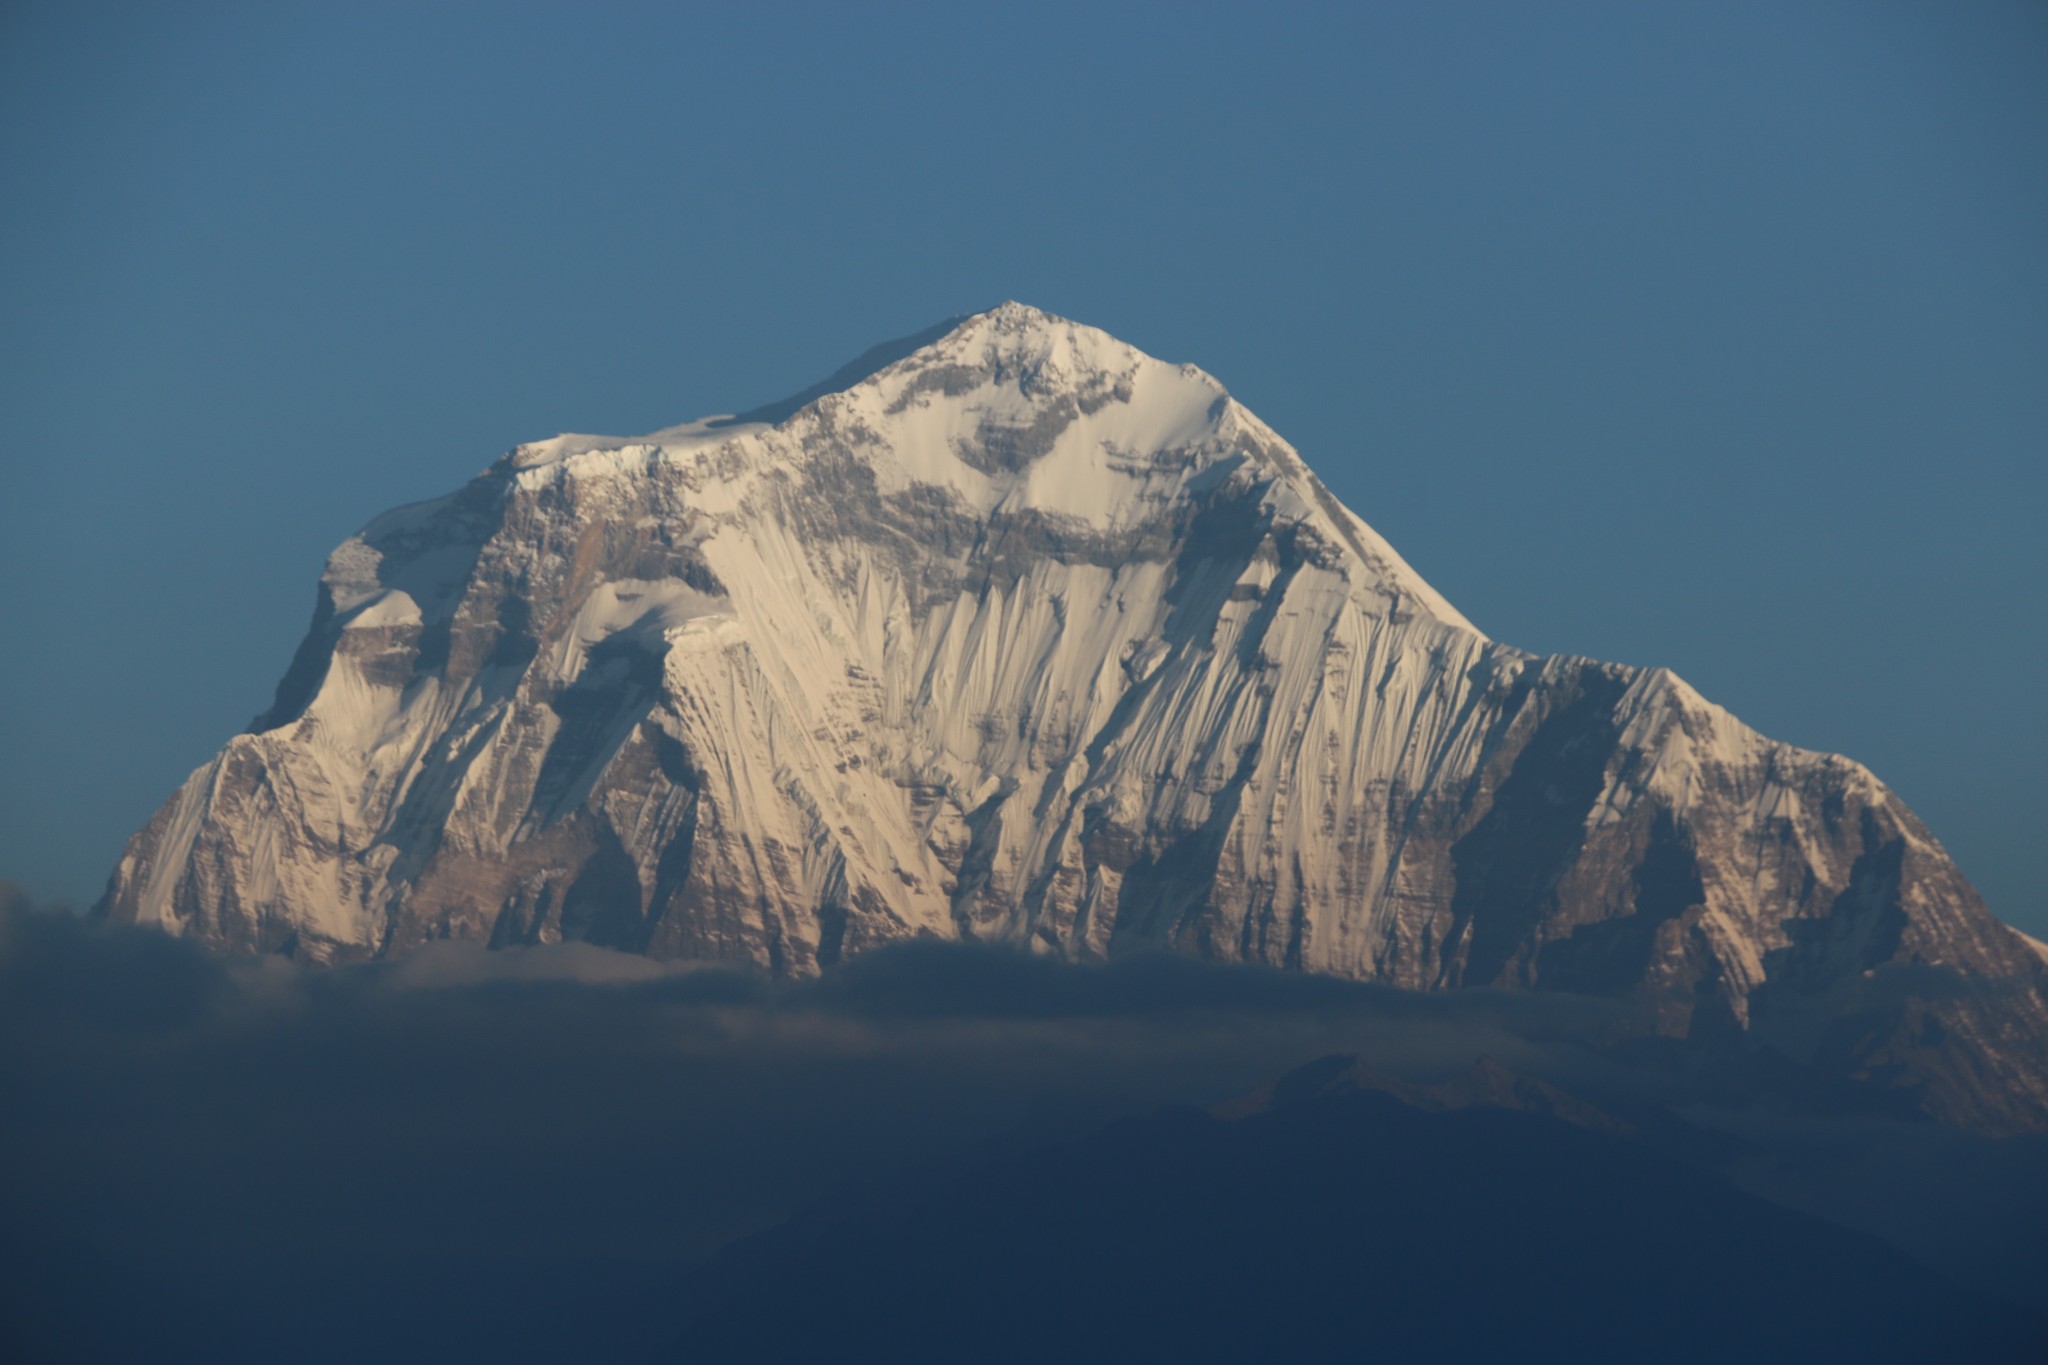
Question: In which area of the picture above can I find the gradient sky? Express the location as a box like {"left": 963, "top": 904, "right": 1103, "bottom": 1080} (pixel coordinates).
{"left": 2, "top": 1, "right": 2043, "bottom": 931}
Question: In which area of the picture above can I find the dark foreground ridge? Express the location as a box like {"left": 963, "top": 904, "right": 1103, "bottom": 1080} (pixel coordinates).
{"left": 678, "top": 1053, "right": 2047, "bottom": 1365}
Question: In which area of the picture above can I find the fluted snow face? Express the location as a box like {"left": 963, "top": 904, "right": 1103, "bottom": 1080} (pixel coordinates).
{"left": 102, "top": 303, "right": 2047, "bottom": 1130}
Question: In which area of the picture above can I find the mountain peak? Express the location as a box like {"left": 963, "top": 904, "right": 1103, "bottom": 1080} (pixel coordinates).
{"left": 501, "top": 306, "right": 1475, "bottom": 633}
{"left": 985, "top": 297, "right": 1055, "bottom": 319}
{"left": 100, "top": 307, "right": 2048, "bottom": 1134}
{"left": 705, "top": 301, "right": 1162, "bottom": 436}
{"left": 943, "top": 298, "right": 1174, "bottom": 371}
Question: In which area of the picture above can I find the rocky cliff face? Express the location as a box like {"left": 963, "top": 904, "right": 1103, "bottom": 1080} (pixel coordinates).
{"left": 101, "top": 303, "right": 2048, "bottom": 1130}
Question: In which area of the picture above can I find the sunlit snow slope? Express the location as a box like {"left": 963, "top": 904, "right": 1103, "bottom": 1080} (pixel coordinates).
{"left": 102, "top": 303, "right": 2048, "bottom": 1131}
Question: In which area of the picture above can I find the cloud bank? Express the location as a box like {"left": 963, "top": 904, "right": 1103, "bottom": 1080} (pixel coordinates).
{"left": 1, "top": 890, "right": 2041, "bottom": 1361}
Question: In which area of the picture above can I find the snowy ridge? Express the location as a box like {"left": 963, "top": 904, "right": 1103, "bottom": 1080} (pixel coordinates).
{"left": 102, "top": 302, "right": 2048, "bottom": 1133}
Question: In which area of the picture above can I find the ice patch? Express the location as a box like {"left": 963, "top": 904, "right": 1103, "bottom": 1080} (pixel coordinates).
{"left": 343, "top": 590, "right": 422, "bottom": 630}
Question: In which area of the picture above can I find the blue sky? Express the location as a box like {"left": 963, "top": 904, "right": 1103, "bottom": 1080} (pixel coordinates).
{"left": 2, "top": 1, "right": 2043, "bottom": 931}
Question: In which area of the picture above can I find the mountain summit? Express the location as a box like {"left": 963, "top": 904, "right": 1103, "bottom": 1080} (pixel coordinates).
{"left": 101, "top": 303, "right": 2048, "bottom": 1130}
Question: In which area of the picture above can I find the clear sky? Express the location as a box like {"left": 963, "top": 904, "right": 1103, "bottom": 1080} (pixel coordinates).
{"left": 2, "top": 1, "right": 2043, "bottom": 932}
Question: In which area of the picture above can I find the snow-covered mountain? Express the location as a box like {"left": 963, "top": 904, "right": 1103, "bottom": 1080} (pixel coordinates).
{"left": 100, "top": 303, "right": 2048, "bottom": 1130}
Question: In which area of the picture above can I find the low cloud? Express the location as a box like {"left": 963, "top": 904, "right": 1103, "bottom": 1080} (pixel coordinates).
{"left": 1, "top": 892, "right": 2040, "bottom": 1360}
{"left": 0, "top": 896, "right": 1618, "bottom": 1266}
